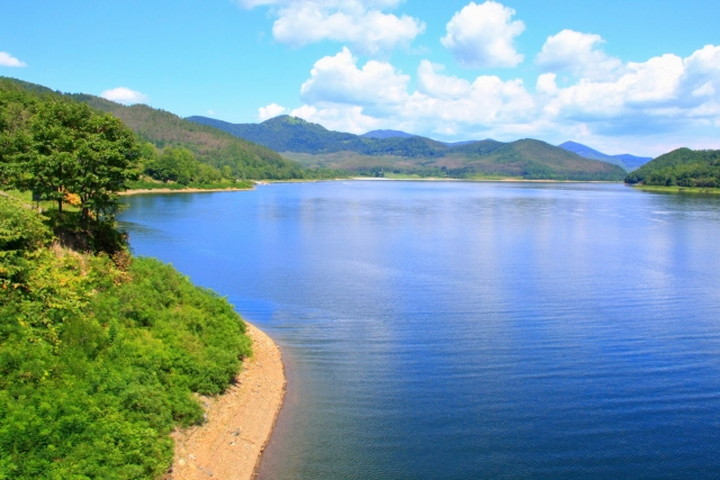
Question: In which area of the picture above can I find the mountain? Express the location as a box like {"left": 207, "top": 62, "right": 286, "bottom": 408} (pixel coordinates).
{"left": 0, "top": 77, "right": 322, "bottom": 181}
{"left": 559, "top": 141, "right": 652, "bottom": 171}
{"left": 625, "top": 148, "right": 720, "bottom": 188}
{"left": 188, "top": 115, "right": 627, "bottom": 181}
{"left": 362, "top": 129, "right": 417, "bottom": 139}
{"left": 187, "top": 115, "right": 449, "bottom": 157}
{"left": 70, "top": 95, "right": 310, "bottom": 180}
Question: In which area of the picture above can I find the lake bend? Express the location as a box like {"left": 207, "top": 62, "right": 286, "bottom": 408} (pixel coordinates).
{"left": 119, "top": 181, "right": 720, "bottom": 480}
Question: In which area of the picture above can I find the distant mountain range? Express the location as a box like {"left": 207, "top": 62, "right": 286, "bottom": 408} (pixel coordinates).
{"left": 187, "top": 115, "right": 630, "bottom": 181}
{"left": 558, "top": 141, "right": 652, "bottom": 171}
{"left": 0, "top": 76, "right": 648, "bottom": 183}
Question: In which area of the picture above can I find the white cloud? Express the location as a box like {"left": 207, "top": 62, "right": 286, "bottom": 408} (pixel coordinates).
{"left": 271, "top": 42, "right": 720, "bottom": 156}
{"left": 294, "top": 48, "right": 536, "bottom": 139}
{"left": 535, "top": 29, "right": 622, "bottom": 80}
{"left": 291, "top": 104, "right": 380, "bottom": 134}
{"left": 535, "top": 45, "right": 720, "bottom": 150}
{"left": 100, "top": 87, "right": 148, "bottom": 105}
{"left": 300, "top": 47, "right": 410, "bottom": 109}
{"left": 680, "top": 44, "right": 720, "bottom": 103}
{"left": 0, "top": 51, "right": 27, "bottom": 67}
{"left": 417, "top": 60, "right": 471, "bottom": 99}
{"left": 258, "top": 103, "right": 287, "bottom": 120}
{"left": 239, "top": 0, "right": 424, "bottom": 54}
{"left": 441, "top": 1, "right": 525, "bottom": 68}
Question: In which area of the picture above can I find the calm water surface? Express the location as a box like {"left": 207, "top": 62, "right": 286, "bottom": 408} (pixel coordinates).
{"left": 120, "top": 181, "right": 720, "bottom": 480}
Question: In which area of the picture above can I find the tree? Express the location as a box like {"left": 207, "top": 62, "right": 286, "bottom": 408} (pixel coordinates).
{"left": 0, "top": 88, "right": 36, "bottom": 189}
{"left": 21, "top": 100, "right": 140, "bottom": 224}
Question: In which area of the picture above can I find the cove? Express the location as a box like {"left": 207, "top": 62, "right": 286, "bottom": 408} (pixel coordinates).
{"left": 120, "top": 181, "right": 720, "bottom": 480}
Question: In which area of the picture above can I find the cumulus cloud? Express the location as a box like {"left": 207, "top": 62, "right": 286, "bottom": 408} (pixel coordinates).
{"left": 0, "top": 51, "right": 27, "bottom": 67}
{"left": 290, "top": 103, "right": 380, "bottom": 134}
{"left": 441, "top": 1, "right": 525, "bottom": 68}
{"left": 535, "top": 44, "right": 720, "bottom": 148}
{"left": 258, "top": 103, "right": 287, "bottom": 120}
{"left": 535, "top": 29, "right": 622, "bottom": 80}
{"left": 238, "top": 0, "right": 425, "bottom": 54}
{"left": 417, "top": 60, "right": 471, "bottom": 99}
{"left": 300, "top": 47, "right": 410, "bottom": 109}
{"left": 100, "top": 87, "right": 148, "bottom": 105}
{"left": 293, "top": 47, "right": 537, "bottom": 139}
{"left": 294, "top": 41, "right": 720, "bottom": 153}
{"left": 681, "top": 44, "right": 720, "bottom": 101}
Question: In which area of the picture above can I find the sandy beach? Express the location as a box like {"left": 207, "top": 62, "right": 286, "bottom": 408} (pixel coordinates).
{"left": 167, "top": 322, "right": 286, "bottom": 480}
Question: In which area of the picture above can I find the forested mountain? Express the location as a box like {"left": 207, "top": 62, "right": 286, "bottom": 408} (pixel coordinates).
{"left": 0, "top": 77, "right": 327, "bottom": 182}
{"left": 188, "top": 115, "right": 627, "bottom": 181}
{"left": 362, "top": 129, "right": 417, "bottom": 139}
{"left": 70, "top": 95, "right": 311, "bottom": 180}
{"left": 625, "top": 148, "right": 720, "bottom": 188}
{"left": 558, "top": 141, "right": 651, "bottom": 171}
{"left": 186, "top": 114, "right": 451, "bottom": 156}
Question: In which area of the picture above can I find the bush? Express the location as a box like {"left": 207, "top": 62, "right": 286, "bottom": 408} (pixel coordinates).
{"left": 0, "top": 201, "right": 251, "bottom": 479}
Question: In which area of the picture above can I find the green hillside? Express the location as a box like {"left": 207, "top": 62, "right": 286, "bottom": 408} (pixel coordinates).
{"left": 0, "top": 77, "right": 329, "bottom": 183}
{"left": 0, "top": 81, "right": 252, "bottom": 478}
{"left": 625, "top": 148, "right": 720, "bottom": 189}
{"left": 73, "top": 95, "right": 311, "bottom": 180}
{"left": 0, "top": 195, "right": 251, "bottom": 479}
{"left": 189, "top": 115, "right": 627, "bottom": 181}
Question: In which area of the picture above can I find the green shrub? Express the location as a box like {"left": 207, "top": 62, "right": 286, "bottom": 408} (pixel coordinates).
{"left": 0, "top": 199, "right": 251, "bottom": 479}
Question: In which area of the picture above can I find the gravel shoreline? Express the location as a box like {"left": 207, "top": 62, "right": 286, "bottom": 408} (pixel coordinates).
{"left": 167, "top": 322, "right": 286, "bottom": 480}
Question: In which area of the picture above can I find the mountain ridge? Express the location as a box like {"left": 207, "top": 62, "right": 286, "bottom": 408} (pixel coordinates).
{"left": 187, "top": 115, "right": 628, "bottom": 181}
{"left": 0, "top": 77, "right": 329, "bottom": 181}
{"left": 558, "top": 141, "right": 651, "bottom": 171}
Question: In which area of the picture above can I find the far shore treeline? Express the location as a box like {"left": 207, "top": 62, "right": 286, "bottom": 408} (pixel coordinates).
{"left": 0, "top": 77, "right": 254, "bottom": 478}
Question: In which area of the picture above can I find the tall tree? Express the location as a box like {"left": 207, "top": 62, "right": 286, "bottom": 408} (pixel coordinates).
{"left": 22, "top": 100, "right": 140, "bottom": 224}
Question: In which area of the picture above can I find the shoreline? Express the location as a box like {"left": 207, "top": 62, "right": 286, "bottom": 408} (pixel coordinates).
{"left": 167, "top": 322, "right": 286, "bottom": 480}
{"left": 120, "top": 186, "right": 253, "bottom": 196}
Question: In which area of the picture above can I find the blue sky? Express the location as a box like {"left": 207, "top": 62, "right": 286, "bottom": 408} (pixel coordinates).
{"left": 2, "top": 0, "right": 720, "bottom": 157}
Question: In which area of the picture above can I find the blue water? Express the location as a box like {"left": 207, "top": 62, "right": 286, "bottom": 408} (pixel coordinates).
{"left": 119, "top": 181, "right": 720, "bottom": 480}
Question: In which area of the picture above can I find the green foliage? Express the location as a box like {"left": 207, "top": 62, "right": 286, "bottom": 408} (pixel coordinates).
{"left": 0, "top": 80, "right": 145, "bottom": 256}
{"left": 0, "top": 195, "right": 51, "bottom": 289}
{"left": 2, "top": 77, "right": 334, "bottom": 184}
{"left": 625, "top": 148, "right": 720, "bottom": 188}
{"left": 71, "top": 96, "right": 321, "bottom": 180}
{"left": 0, "top": 197, "right": 251, "bottom": 479}
{"left": 21, "top": 100, "right": 141, "bottom": 222}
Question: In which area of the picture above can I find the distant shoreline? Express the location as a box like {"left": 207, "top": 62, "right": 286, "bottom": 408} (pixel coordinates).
{"left": 119, "top": 178, "right": 625, "bottom": 199}
{"left": 120, "top": 186, "right": 254, "bottom": 196}
{"left": 168, "top": 322, "right": 286, "bottom": 480}
{"left": 350, "top": 176, "right": 622, "bottom": 183}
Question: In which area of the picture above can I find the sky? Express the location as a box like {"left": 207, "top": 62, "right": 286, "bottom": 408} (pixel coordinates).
{"left": 2, "top": 0, "right": 720, "bottom": 157}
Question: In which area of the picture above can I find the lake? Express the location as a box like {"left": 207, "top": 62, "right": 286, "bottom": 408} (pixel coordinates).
{"left": 120, "top": 181, "right": 720, "bottom": 480}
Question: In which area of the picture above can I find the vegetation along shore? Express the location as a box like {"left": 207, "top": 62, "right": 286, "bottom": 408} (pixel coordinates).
{"left": 0, "top": 77, "right": 287, "bottom": 479}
